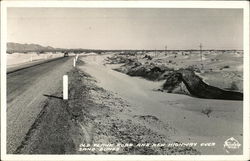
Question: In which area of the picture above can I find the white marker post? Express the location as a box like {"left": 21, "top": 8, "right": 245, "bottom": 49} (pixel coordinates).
{"left": 63, "top": 75, "right": 68, "bottom": 100}
{"left": 76, "top": 54, "right": 79, "bottom": 61}
{"left": 73, "top": 58, "right": 76, "bottom": 67}
{"left": 30, "top": 56, "right": 33, "bottom": 62}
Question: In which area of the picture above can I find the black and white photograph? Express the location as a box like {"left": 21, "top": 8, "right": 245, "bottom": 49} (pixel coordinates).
{"left": 1, "top": 1, "right": 249, "bottom": 160}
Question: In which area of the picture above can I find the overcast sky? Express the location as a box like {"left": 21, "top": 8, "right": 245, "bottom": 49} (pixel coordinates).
{"left": 7, "top": 8, "right": 243, "bottom": 50}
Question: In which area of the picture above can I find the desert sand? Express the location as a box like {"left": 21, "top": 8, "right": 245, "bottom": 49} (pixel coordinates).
{"left": 79, "top": 52, "right": 243, "bottom": 154}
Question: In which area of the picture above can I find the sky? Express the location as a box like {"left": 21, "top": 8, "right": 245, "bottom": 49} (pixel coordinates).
{"left": 7, "top": 8, "right": 243, "bottom": 50}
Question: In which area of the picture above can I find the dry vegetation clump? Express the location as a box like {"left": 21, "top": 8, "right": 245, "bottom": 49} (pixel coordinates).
{"left": 201, "top": 105, "right": 212, "bottom": 117}
{"left": 186, "top": 65, "right": 201, "bottom": 73}
{"left": 162, "top": 69, "right": 243, "bottom": 100}
{"left": 106, "top": 55, "right": 131, "bottom": 64}
{"left": 162, "top": 72, "right": 190, "bottom": 95}
{"left": 220, "top": 65, "right": 230, "bottom": 70}
{"left": 106, "top": 52, "right": 243, "bottom": 100}
{"left": 126, "top": 65, "right": 174, "bottom": 81}
{"left": 110, "top": 54, "right": 174, "bottom": 81}
{"left": 143, "top": 55, "right": 153, "bottom": 60}
{"left": 228, "top": 81, "right": 239, "bottom": 91}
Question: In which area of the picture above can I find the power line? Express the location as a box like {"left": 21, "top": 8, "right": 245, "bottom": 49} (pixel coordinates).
{"left": 199, "top": 43, "right": 204, "bottom": 70}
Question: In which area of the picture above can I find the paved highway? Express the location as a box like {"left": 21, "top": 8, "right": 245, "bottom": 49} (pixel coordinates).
{"left": 7, "top": 57, "right": 73, "bottom": 153}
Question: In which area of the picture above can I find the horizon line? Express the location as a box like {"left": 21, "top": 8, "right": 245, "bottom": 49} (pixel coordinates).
{"left": 7, "top": 42, "right": 243, "bottom": 51}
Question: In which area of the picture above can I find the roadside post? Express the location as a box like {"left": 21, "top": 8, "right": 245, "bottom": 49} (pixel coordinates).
{"left": 63, "top": 75, "right": 68, "bottom": 100}
{"left": 76, "top": 54, "right": 79, "bottom": 61}
{"left": 73, "top": 58, "right": 76, "bottom": 67}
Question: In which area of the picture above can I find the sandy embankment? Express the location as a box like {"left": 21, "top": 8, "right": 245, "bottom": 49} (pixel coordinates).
{"left": 79, "top": 54, "right": 243, "bottom": 155}
{"left": 108, "top": 51, "right": 243, "bottom": 93}
{"left": 7, "top": 52, "right": 66, "bottom": 68}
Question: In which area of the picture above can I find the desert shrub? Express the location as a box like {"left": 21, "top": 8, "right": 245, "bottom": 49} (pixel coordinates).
{"left": 162, "top": 72, "right": 182, "bottom": 92}
{"left": 220, "top": 65, "right": 230, "bottom": 70}
{"left": 229, "top": 81, "right": 239, "bottom": 91}
{"left": 144, "top": 55, "right": 152, "bottom": 60}
{"left": 186, "top": 66, "right": 201, "bottom": 73}
{"left": 201, "top": 105, "right": 212, "bottom": 117}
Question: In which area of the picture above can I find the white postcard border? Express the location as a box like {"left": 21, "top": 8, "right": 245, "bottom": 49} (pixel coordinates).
{"left": 1, "top": 1, "right": 249, "bottom": 161}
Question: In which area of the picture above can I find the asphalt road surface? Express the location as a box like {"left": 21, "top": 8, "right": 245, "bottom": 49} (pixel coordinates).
{"left": 7, "top": 56, "right": 73, "bottom": 153}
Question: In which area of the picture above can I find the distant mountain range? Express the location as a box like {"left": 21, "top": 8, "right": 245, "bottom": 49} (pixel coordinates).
{"left": 7, "top": 42, "right": 59, "bottom": 53}
{"left": 7, "top": 42, "right": 242, "bottom": 54}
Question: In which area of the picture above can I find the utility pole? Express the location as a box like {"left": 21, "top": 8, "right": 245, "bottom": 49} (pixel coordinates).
{"left": 199, "top": 43, "right": 204, "bottom": 70}
{"left": 165, "top": 45, "right": 167, "bottom": 55}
